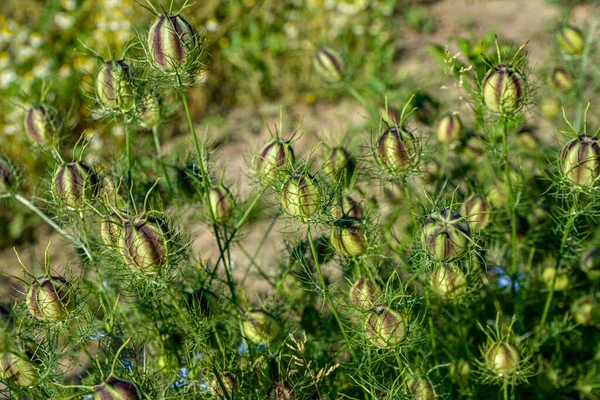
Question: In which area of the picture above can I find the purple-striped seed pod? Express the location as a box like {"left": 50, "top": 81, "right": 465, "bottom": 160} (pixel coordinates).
{"left": 255, "top": 139, "right": 295, "bottom": 186}
{"left": 332, "top": 195, "right": 363, "bottom": 220}
{"left": 93, "top": 376, "right": 141, "bottom": 400}
{"left": 95, "top": 60, "right": 135, "bottom": 111}
{"left": 560, "top": 135, "right": 600, "bottom": 187}
{"left": 119, "top": 214, "right": 169, "bottom": 275}
{"left": 408, "top": 375, "right": 435, "bottom": 400}
{"left": 1, "top": 352, "right": 40, "bottom": 388}
{"left": 349, "top": 278, "right": 380, "bottom": 308}
{"left": 435, "top": 113, "right": 462, "bottom": 144}
{"left": 380, "top": 106, "right": 401, "bottom": 127}
{"left": 430, "top": 264, "right": 467, "bottom": 299}
{"left": 421, "top": 210, "right": 471, "bottom": 262}
{"left": 548, "top": 67, "right": 573, "bottom": 93}
{"left": 280, "top": 174, "right": 322, "bottom": 219}
{"left": 365, "top": 304, "right": 407, "bottom": 348}
{"left": 556, "top": 25, "right": 585, "bottom": 56}
{"left": 324, "top": 146, "right": 356, "bottom": 187}
{"left": 331, "top": 218, "right": 368, "bottom": 257}
{"left": 208, "top": 185, "right": 235, "bottom": 223}
{"left": 268, "top": 381, "right": 295, "bottom": 400}
{"left": 482, "top": 64, "right": 526, "bottom": 115}
{"left": 241, "top": 309, "right": 281, "bottom": 344}
{"left": 460, "top": 194, "right": 491, "bottom": 232}
{"left": 23, "top": 104, "right": 58, "bottom": 144}
{"left": 210, "top": 371, "right": 238, "bottom": 399}
{"left": 0, "top": 157, "right": 16, "bottom": 192}
{"left": 137, "top": 90, "right": 162, "bottom": 129}
{"left": 148, "top": 14, "right": 197, "bottom": 72}
{"left": 53, "top": 162, "right": 99, "bottom": 209}
{"left": 313, "top": 47, "right": 344, "bottom": 83}
{"left": 486, "top": 342, "right": 520, "bottom": 376}
{"left": 377, "top": 127, "right": 417, "bottom": 174}
{"left": 581, "top": 248, "right": 600, "bottom": 280}
{"left": 26, "top": 276, "right": 76, "bottom": 322}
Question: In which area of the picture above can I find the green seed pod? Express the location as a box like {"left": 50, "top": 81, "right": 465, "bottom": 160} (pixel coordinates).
{"left": 242, "top": 309, "right": 281, "bottom": 344}
{"left": 556, "top": 25, "right": 585, "bottom": 56}
{"left": 516, "top": 129, "right": 539, "bottom": 151}
{"left": 210, "top": 371, "right": 238, "bottom": 399}
{"left": 1, "top": 352, "right": 39, "bottom": 388}
{"left": 0, "top": 157, "right": 16, "bottom": 192}
{"left": 365, "top": 304, "right": 407, "bottom": 348}
{"left": 137, "top": 90, "right": 162, "bottom": 129}
{"left": 324, "top": 147, "right": 356, "bottom": 187}
{"left": 24, "top": 104, "right": 57, "bottom": 144}
{"left": 53, "top": 162, "right": 99, "bottom": 208}
{"left": 377, "top": 127, "right": 417, "bottom": 174}
{"left": 548, "top": 67, "right": 573, "bottom": 93}
{"left": 430, "top": 263, "right": 467, "bottom": 299}
{"left": 349, "top": 278, "right": 380, "bottom": 308}
{"left": 541, "top": 97, "right": 561, "bottom": 120}
{"left": 148, "top": 14, "right": 197, "bottom": 72}
{"left": 407, "top": 375, "right": 435, "bottom": 400}
{"left": 581, "top": 248, "right": 600, "bottom": 280}
{"left": 96, "top": 60, "right": 135, "bottom": 111}
{"left": 208, "top": 185, "right": 235, "bottom": 223}
{"left": 26, "top": 276, "right": 75, "bottom": 322}
{"left": 94, "top": 376, "right": 141, "bottom": 400}
{"left": 330, "top": 218, "right": 368, "bottom": 257}
{"left": 542, "top": 266, "right": 570, "bottom": 291}
{"left": 332, "top": 195, "right": 363, "bottom": 220}
{"left": 482, "top": 64, "right": 526, "bottom": 115}
{"left": 450, "top": 359, "right": 471, "bottom": 384}
{"left": 185, "top": 289, "right": 219, "bottom": 318}
{"left": 268, "top": 381, "right": 295, "bottom": 400}
{"left": 255, "top": 139, "right": 295, "bottom": 186}
{"left": 380, "top": 106, "right": 401, "bottom": 127}
{"left": 460, "top": 194, "right": 491, "bottom": 231}
{"left": 280, "top": 174, "right": 322, "bottom": 219}
{"left": 571, "top": 296, "right": 598, "bottom": 326}
{"left": 486, "top": 342, "right": 520, "bottom": 376}
{"left": 119, "top": 214, "right": 169, "bottom": 275}
{"left": 435, "top": 113, "right": 462, "bottom": 144}
{"left": 560, "top": 135, "right": 600, "bottom": 187}
{"left": 421, "top": 210, "right": 471, "bottom": 262}
{"left": 313, "top": 47, "right": 344, "bottom": 83}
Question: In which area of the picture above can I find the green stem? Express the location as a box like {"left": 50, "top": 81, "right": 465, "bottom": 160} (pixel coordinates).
{"left": 501, "top": 119, "right": 518, "bottom": 277}
{"left": 401, "top": 175, "right": 419, "bottom": 232}
{"left": 123, "top": 114, "right": 133, "bottom": 193}
{"left": 152, "top": 125, "right": 173, "bottom": 192}
{"left": 425, "top": 288, "right": 440, "bottom": 378}
{"left": 503, "top": 379, "right": 508, "bottom": 400}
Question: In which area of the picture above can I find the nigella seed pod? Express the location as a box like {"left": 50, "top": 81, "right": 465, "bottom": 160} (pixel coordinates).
{"left": 280, "top": 174, "right": 322, "bottom": 219}
{"left": 1, "top": 352, "right": 40, "bottom": 388}
{"left": 542, "top": 266, "right": 570, "bottom": 291}
{"left": 186, "top": 289, "right": 219, "bottom": 318}
{"left": 460, "top": 194, "right": 491, "bottom": 232}
{"left": 430, "top": 264, "right": 467, "bottom": 299}
{"left": 548, "top": 67, "right": 573, "bottom": 93}
{"left": 95, "top": 60, "right": 135, "bottom": 111}
{"left": 556, "top": 25, "right": 585, "bottom": 56}
{"left": 24, "top": 104, "right": 57, "bottom": 144}
{"left": 93, "top": 376, "right": 141, "bottom": 400}
{"left": 482, "top": 64, "right": 526, "bottom": 115}
{"left": 408, "top": 375, "right": 435, "bottom": 400}
{"left": 349, "top": 278, "right": 380, "bottom": 308}
{"left": 571, "top": 297, "right": 598, "bottom": 326}
{"left": 53, "top": 162, "right": 99, "bottom": 209}
{"left": 210, "top": 371, "right": 238, "bottom": 398}
{"left": 268, "top": 381, "right": 295, "bottom": 400}
{"left": 421, "top": 210, "right": 471, "bottom": 262}
{"left": 435, "top": 113, "right": 462, "bottom": 144}
{"left": 380, "top": 106, "right": 401, "bottom": 127}
{"left": 332, "top": 195, "right": 363, "bottom": 220}
{"left": 365, "top": 304, "right": 407, "bottom": 347}
{"left": 377, "top": 127, "right": 417, "bottom": 174}
{"left": 0, "top": 157, "right": 16, "bottom": 192}
{"left": 581, "top": 248, "right": 600, "bottom": 280}
{"left": 324, "top": 147, "right": 356, "bottom": 187}
{"left": 242, "top": 309, "right": 281, "bottom": 344}
{"left": 486, "top": 342, "right": 520, "bottom": 376}
{"left": 313, "top": 47, "right": 344, "bottom": 83}
{"left": 541, "top": 97, "right": 561, "bottom": 120}
{"left": 119, "top": 214, "right": 169, "bottom": 275}
{"left": 560, "top": 135, "right": 600, "bottom": 187}
{"left": 330, "top": 218, "right": 368, "bottom": 257}
{"left": 148, "top": 14, "right": 196, "bottom": 72}
{"left": 101, "top": 213, "right": 125, "bottom": 247}
{"left": 255, "top": 139, "right": 295, "bottom": 186}
{"left": 137, "top": 90, "right": 162, "bottom": 129}
{"left": 26, "top": 276, "right": 76, "bottom": 322}
{"left": 208, "top": 185, "right": 235, "bottom": 223}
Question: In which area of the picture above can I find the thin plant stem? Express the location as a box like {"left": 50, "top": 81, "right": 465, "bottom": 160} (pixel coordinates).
{"left": 501, "top": 118, "right": 518, "bottom": 277}
{"left": 425, "top": 288, "right": 440, "bottom": 378}
{"left": 401, "top": 175, "right": 419, "bottom": 231}
{"left": 503, "top": 379, "right": 508, "bottom": 400}
{"left": 152, "top": 125, "right": 173, "bottom": 191}
{"left": 123, "top": 114, "right": 133, "bottom": 193}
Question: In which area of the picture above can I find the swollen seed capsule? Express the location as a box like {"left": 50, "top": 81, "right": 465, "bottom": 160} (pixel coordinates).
{"left": 148, "top": 14, "right": 196, "bottom": 72}
{"left": 365, "top": 304, "right": 407, "bottom": 348}
{"left": 430, "top": 264, "right": 467, "bottom": 299}
{"left": 377, "top": 126, "right": 417, "bottom": 174}
{"left": 119, "top": 214, "right": 169, "bottom": 275}
{"left": 581, "top": 248, "right": 600, "bottom": 280}
{"left": 208, "top": 185, "right": 235, "bottom": 223}
{"left": 255, "top": 139, "right": 295, "bottom": 186}
{"left": 268, "top": 381, "right": 295, "bottom": 400}
{"left": 435, "top": 113, "right": 462, "bottom": 144}
{"left": 556, "top": 25, "right": 585, "bottom": 56}
{"left": 349, "top": 278, "right": 380, "bottom": 308}
{"left": 24, "top": 104, "right": 57, "bottom": 144}
{"left": 26, "top": 276, "right": 75, "bottom": 322}
{"left": 560, "top": 135, "right": 600, "bottom": 187}
{"left": 1, "top": 352, "right": 39, "bottom": 388}
{"left": 242, "top": 309, "right": 281, "bottom": 344}
{"left": 571, "top": 297, "right": 598, "bottom": 326}
{"left": 0, "top": 157, "right": 15, "bottom": 193}
{"left": 541, "top": 97, "right": 561, "bottom": 120}
{"left": 460, "top": 194, "right": 491, "bottom": 232}
{"left": 482, "top": 64, "right": 526, "bottom": 115}
{"left": 324, "top": 147, "right": 356, "bottom": 187}
{"left": 421, "top": 210, "right": 471, "bottom": 262}
{"left": 95, "top": 60, "right": 135, "bottom": 111}
{"left": 486, "top": 342, "right": 520, "bottom": 376}
{"left": 313, "top": 47, "right": 344, "bottom": 83}
{"left": 548, "top": 67, "right": 573, "bottom": 93}
{"left": 332, "top": 195, "right": 363, "bottom": 220}
{"left": 331, "top": 218, "right": 368, "bottom": 257}
{"left": 93, "top": 376, "right": 141, "bottom": 400}
{"left": 280, "top": 174, "right": 322, "bottom": 219}
{"left": 408, "top": 375, "right": 435, "bottom": 400}
{"left": 542, "top": 266, "right": 570, "bottom": 291}
{"left": 53, "top": 162, "right": 98, "bottom": 209}
{"left": 210, "top": 371, "right": 238, "bottom": 399}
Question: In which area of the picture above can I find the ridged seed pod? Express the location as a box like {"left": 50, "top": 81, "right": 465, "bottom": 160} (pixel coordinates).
{"left": 210, "top": 371, "right": 238, "bottom": 399}
{"left": 349, "top": 278, "right": 380, "bottom": 308}
{"left": 380, "top": 106, "right": 400, "bottom": 127}
{"left": 460, "top": 194, "right": 491, "bottom": 231}
{"left": 560, "top": 134, "right": 600, "bottom": 187}
{"left": 280, "top": 174, "right": 322, "bottom": 219}
{"left": 137, "top": 90, "right": 162, "bottom": 129}
{"left": 556, "top": 25, "right": 585, "bottom": 56}
{"left": 119, "top": 214, "right": 169, "bottom": 275}
{"left": 435, "top": 113, "right": 462, "bottom": 144}
{"left": 581, "top": 248, "right": 600, "bottom": 280}
{"left": 330, "top": 218, "right": 368, "bottom": 257}
{"left": 148, "top": 14, "right": 196, "bottom": 72}
{"left": 208, "top": 185, "right": 235, "bottom": 223}
{"left": 268, "top": 381, "right": 295, "bottom": 400}
{"left": 26, "top": 276, "right": 75, "bottom": 322}
{"left": 408, "top": 375, "right": 435, "bottom": 400}
{"left": 53, "top": 162, "right": 98, "bottom": 208}
{"left": 94, "top": 376, "right": 141, "bottom": 400}
{"left": 0, "top": 157, "right": 16, "bottom": 192}
{"left": 430, "top": 264, "right": 467, "bottom": 299}
{"left": 377, "top": 127, "right": 417, "bottom": 174}
{"left": 548, "top": 67, "right": 573, "bottom": 93}
{"left": 313, "top": 47, "right": 344, "bottom": 83}
{"left": 365, "top": 304, "right": 407, "bottom": 348}
{"left": 332, "top": 195, "right": 363, "bottom": 220}
{"left": 421, "top": 210, "right": 471, "bottom": 261}
{"left": 242, "top": 309, "right": 281, "bottom": 344}
{"left": 324, "top": 146, "right": 355, "bottom": 187}
{"left": 1, "top": 352, "right": 39, "bottom": 388}
{"left": 24, "top": 104, "right": 57, "bottom": 144}
{"left": 486, "top": 342, "right": 520, "bottom": 376}
{"left": 96, "top": 60, "right": 135, "bottom": 111}
{"left": 255, "top": 139, "right": 295, "bottom": 186}
{"left": 482, "top": 64, "right": 526, "bottom": 115}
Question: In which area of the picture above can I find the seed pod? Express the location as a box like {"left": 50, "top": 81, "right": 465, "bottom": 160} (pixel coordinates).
{"left": 185, "top": 289, "right": 219, "bottom": 318}
{"left": 1, "top": 352, "right": 39, "bottom": 388}
{"left": 96, "top": 60, "right": 135, "bottom": 111}
{"left": 365, "top": 304, "right": 407, "bottom": 347}
{"left": 541, "top": 97, "right": 561, "bottom": 120}
{"left": 119, "top": 214, "right": 169, "bottom": 275}
{"left": 101, "top": 213, "right": 125, "bottom": 247}
{"left": 482, "top": 64, "right": 526, "bottom": 115}
{"left": 349, "top": 278, "right": 380, "bottom": 308}
{"left": 377, "top": 126, "right": 417, "bottom": 174}
{"left": 548, "top": 67, "right": 573, "bottom": 93}
{"left": 408, "top": 375, "right": 435, "bottom": 400}
{"left": 571, "top": 296, "right": 598, "bottom": 326}
{"left": 516, "top": 129, "right": 539, "bottom": 151}
{"left": 24, "top": 104, "right": 58, "bottom": 144}
{"left": 137, "top": 90, "right": 162, "bottom": 129}
{"left": 268, "top": 381, "right": 295, "bottom": 400}
{"left": 208, "top": 185, "right": 235, "bottom": 223}
{"left": 313, "top": 47, "right": 344, "bottom": 83}
{"left": 94, "top": 376, "right": 141, "bottom": 400}
{"left": 26, "top": 276, "right": 76, "bottom": 322}
{"left": 331, "top": 218, "right": 368, "bottom": 257}
{"left": 460, "top": 194, "right": 491, "bottom": 231}
{"left": 486, "top": 342, "right": 520, "bottom": 376}
{"left": 324, "top": 146, "right": 356, "bottom": 187}
{"left": 380, "top": 106, "right": 401, "bottom": 127}
{"left": 556, "top": 25, "right": 585, "bottom": 56}
{"left": 148, "top": 14, "right": 197, "bottom": 72}
{"left": 421, "top": 210, "right": 471, "bottom": 262}
{"left": 53, "top": 162, "right": 99, "bottom": 208}
{"left": 280, "top": 174, "right": 322, "bottom": 219}
{"left": 430, "top": 263, "right": 467, "bottom": 299}
{"left": 242, "top": 309, "right": 281, "bottom": 344}
{"left": 450, "top": 359, "right": 471, "bottom": 384}
{"left": 210, "top": 371, "right": 238, "bottom": 399}
{"left": 332, "top": 195, "right": 363, "bottom": 220}
{"left": 435, "top": 113, "right": 462, "bottom": 144}
{"left": 542, "top": 266, "right": 570, "bottom": 291}
{"left": 560, "top": 134, "right": 600, "bottom": 187}
{"left": 255, "top": 139, "right": 295, "bottom": 186}
{"left": 581, "top": 248, "right": 600, "bottom": 280}
{"left": 0, "top": 157, "right": 16, "bottom": 192}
